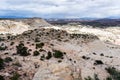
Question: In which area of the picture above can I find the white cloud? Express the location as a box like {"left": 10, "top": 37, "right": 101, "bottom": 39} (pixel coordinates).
{"left": 0, "top": 0, "right": 120, "bottom": 18}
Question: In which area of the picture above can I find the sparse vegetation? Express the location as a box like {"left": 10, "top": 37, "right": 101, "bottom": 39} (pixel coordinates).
{"left": 10, "top": 72, "right": 20, "bottom": 80}
{"left": 0, "top": 46, "right": 7, "bottom": 51}
{"left": 82, "top": 56, "right": 90, "bottom": 60}
{"left": 33, "top": 51, "right": 40, "bottom": 56}
{"left": 40, "top": 54, "right": 45, "bottom": 61}
{"left": 10, "top": 42, "right": 15, "bottom": 46}
{"left": 94, "top": 60, "right": 103, "bottom": 65}
{"left": 36, "top": 42, "right": 44, "bottom": 49}
{"left": 4, "top": 57, "right": 13, "bottom": 63}
{"left": 16, "top": 42, "right": 30, "bottom": 56}
{"left": 85, "top": 74, "right": 100, "bottom": 80}
{"left": 0, "top": 58, "right": 4, "bottom": 70}
{"left": 105, "top": 67, "right": 120, "bottom": 80}
{"left": 53, "top": 50, "right": 64, "bottom": 59}
{"left": 0, "top": 75, "right": 5, "bottom": 80}
{"left": 46, "top": 51, "right": 52, "bottom": 60}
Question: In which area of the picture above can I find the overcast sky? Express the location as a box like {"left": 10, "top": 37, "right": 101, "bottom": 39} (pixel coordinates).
{"left": 0, "top": 0, "right": 120, "bottom": 18}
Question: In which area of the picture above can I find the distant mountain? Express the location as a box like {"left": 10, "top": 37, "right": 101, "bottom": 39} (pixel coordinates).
{"left": 46, "top": 18, "right": 120, "bottom": 27}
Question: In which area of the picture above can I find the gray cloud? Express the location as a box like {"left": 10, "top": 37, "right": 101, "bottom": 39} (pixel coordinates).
{"left": 0, "top": 0, "right": 120, "bottom": 18}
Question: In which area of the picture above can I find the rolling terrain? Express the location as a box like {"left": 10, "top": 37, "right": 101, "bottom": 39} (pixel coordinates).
{"left": 0, "top": 18, "right": 120, "bottom": 80}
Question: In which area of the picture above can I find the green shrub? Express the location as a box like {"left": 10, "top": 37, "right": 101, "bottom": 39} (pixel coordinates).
{"left": 40, "top": 54, "right": 45, "bottom": 61}
{"left": 33, "top": 51, "right": 40, "bottom": 56}
{"left": 106, "top": 76, "right": 112, "bottom": 80}
{"left": 35, "top": 37, "right": 40, "bottom": 42}
{"left": 94, "top": 60, "right": 103, "bottom": 65}
{"left": 0, "top": 46, "right": 7, "bottom": 51}
{"left": 106, "top": 67, "right": 120, "bottom": 80}
{"left": 10, "top": 72, "right": 20, "bottom": 80}
{"left": 16, "top": 43, "right": 30, "bottom": 56}
{"left": 4, "top": 57, "right": 13, "bottom": 63}
{"left": 36, "top": 43, "right": 44, "bottom": 49}
{"left": 85, "top": 74, "right": 100, "bottom": 80}
{"left": 0, "top": 58, "right": 4, "bottom": 70}
{"left": 10, "top": 42, "right": 15, "bottom": 46}
{"left": 53, "top": 50, "right": 64, "bottom": 59}
{"left": 46, "top": 51, "right": 52, "bottom": 60}
{"left": 0, "top": 75, "right": 5, "bottom": 80}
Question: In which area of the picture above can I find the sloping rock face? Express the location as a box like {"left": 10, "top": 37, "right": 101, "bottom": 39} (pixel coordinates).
{"left": 0, "top": 20, "right": 30, "bottom": 35}
{"left": 13, "top": 18, "right": 52, "bottom": 29}
{"left": 33, "top": 63, "right": 75, "bottom": 80}
{"left": 0, "top": 18, "right": 52, "bottom": 35}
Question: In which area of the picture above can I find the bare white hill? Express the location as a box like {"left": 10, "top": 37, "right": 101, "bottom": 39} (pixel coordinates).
{"left": 0, "top": 18, "right": 52, "bottom": 35}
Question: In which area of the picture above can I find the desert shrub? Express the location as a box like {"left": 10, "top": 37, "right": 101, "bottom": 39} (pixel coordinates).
{"left": 33, "top": 51, "right": 40, "bottom": 56}
{"left": 106, "top": 67, "right": 120, "bottom": 80}
{"left": 93, "top": 52, "right": 96, "bottom": 55}
{"left": 36, "top": 43, "right": 44, "bottom": 49}
{"left": 109, "top": 56, "right": 113, "bottom": 58}
{"left": 53, "top": 50, "right": 64, "bottom": 59}
{"left": 40, "top": 54, "right": 45, "bottom": 61}
{"left": 0, "top": 58, "right": 4, "bottom": 70}
{"left": 0, "top": 75, "right": 5, "bottom": 80}
{"left": 100, "top": 53, "right": 104, "bottom": 56}
{"left": 10, "top": 42, "right": 15, "bottom": 46}
{"left": 85, "top": 74, "right": 100, "bottom": 80}
{"left": 82, "top": 56, "right": 90, "bottom": 60}
{"left": 94, "top": 74, "right": 100, "bottom": 80}
{"left": 4, "top": 52, "right": 9, "bottom": 55}
{"left": 0, "top": 46, "right": 7, "bottom": 51}
{"left": 13, "top": 62, "right": 22, "bottom": 67}
{"left": 85, "top": 76, "right": 93, "bottom": 80}
{"left": 10, "top": 72, "right": 20, "bottom": 80}
{"left": 4, "top": 57, "right": 13, "bottom": 63}
{"left": 35, "top": 38, "right": 40, "bottom": 42}
{"left": 46, "top": 51, "right": 52, "bottom": 60}
{"left": 94, "top": 60, "right": 103, "bottom": 65}
{"left": 16, "top": 43, "right": 30, "bottom": 56}
{"left": 58, "top": 60, "right": 62, "bottom": 63}
{"left": 106, "top": 76, "right": 112, "bottom": 80}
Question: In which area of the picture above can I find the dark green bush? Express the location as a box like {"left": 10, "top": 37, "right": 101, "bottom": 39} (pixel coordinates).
{"left": 106, "top": 67, "right": 120, "bottom": 80}
{"left": 16, "top": 43, "right": 30, "bottom": 56}
{"left": 53, "top": 50, "right": 64, "bottom": 59}
{"left": 106, "top": 76, "right": 112, "bottom": 80}
{"left": 0, "top": 75, "right": 5, "bottom": 80}
{"left": 36, "top": 43, "right": 44, "bottom": 49}
{"left": 33, "top": 51, "right": 40, "bottom": 56}
{"left": 0, "top": 46, "right": 7, "bottom": 51}
{"left": 94, "top": 60, "right": 103, "bottom": 65}
{"left": 35, "top": 37, "right": 40, "bottom": 42}
{"left": 4, "top": 57, "right": 13, "bottom": 63}
{"left": 10, "top": 72, "right": 20, "bottom": 80}
{"left": 46, "top": 51, "right": 52, "bottom": 60}
{"left": 0, "top": 58, "right": 4, "bottom": 70}
{"left": 40, "top": 54, "right": 45, "bottom": 61}
{"left": 10, "top": 42, "right": 15, "bottom": 46}
{"left": 85, "top": 74, "right": 100, "bottom": 80}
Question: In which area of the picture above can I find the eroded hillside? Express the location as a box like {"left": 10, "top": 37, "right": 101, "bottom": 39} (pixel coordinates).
{"left": 0, "top": 28, "right": 120, "bottom": 80}
{"left": 0, "top": 18, "right": 52, "bottom": 35}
